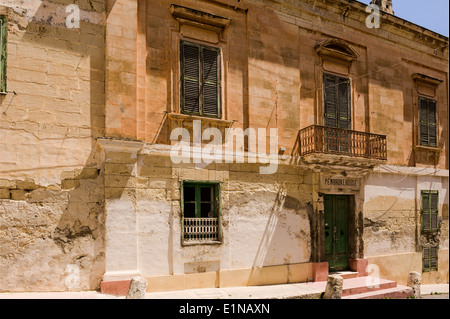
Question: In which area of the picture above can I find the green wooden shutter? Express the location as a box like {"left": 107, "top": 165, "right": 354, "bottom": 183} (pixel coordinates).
{"left": 202, "top": 47, "right": 220, "bottom": 117}
{"left": 419, "top": 98, "right": 438, "bottom": 147}
{"left": 430, "top": 191, "right": 439, "bottom": 230}
{"left": 430, "top": 246, "right": 438, "bottom": 270}
{"left": 324, "top": 75, "right": 338, "bottom": 128}
{"left": 324, "top": 74, "right": 351, "bottom": 129}
{"left": 181, "top": 42, "right": 200, "bottom": 114}
{"left": 0, "top": 15, "right": 7, "bottom": 93}
{"left": 423, "top": 247, "right": 430, "bottom": 271}
{"left": 338, "top": 79, "right": 350, "bottom": 130}
{"left": 422, "top": 191, "right": 439, "bottom": 232}
{"left": 422, "top": 191, "right": 431, "bottom": 231}
{"left": 428, "top": 100, "right": 437, "bottom": 147}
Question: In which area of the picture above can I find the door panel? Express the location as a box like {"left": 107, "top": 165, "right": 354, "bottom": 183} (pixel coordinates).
{"left": 324, "top": 195, "right": 350, "bottom": 271}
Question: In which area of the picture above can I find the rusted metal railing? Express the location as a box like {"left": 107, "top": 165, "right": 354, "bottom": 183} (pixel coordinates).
{"left": 298, "top": 125, "right": 387, "bottom": 160}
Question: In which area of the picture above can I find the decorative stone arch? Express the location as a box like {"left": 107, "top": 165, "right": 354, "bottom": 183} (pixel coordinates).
{"left": 315, "top": 39, "right": 359, "bottom": 66}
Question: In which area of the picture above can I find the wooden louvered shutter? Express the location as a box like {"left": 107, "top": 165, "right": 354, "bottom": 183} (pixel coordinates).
{"left": 428, "top": 100, "right": 437, "bottom": 147}
{"left": 423, "top": 247, "right": 430, "bottom": 271}
{"left": 419, "top": 98, "right": 438, "bottom": 147}
{"left": 430, "top": 246, "right": 438, "bottom": 270}
{"left": 430, "top": 192, "right": 439, "bottom": 230}
{"left": 422, "top": 192, "right": 431, "bottom": 231}
{"left": 181, "top": 43, "right": 200, "bottom": 114}
{"left": 324, "top": 75, "right": 338, "bottom": 128}
{"left": 202, "top": 47, "right": 220, "bottom": 117}
{"left": 338, "top": 78, "right": 350, "bottom": 130}
{"left": 0, "top": 15, "right": 7, "bottom": 93}
{"left": 419, "top": 98, "right": 429, "bottom": 146}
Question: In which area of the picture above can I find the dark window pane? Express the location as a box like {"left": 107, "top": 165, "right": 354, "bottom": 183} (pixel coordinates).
{"left": 201, "top": 203, "right": 213, "bottom": 218}
{"left": 201, "top": 186, "right": 212, "bottom": 202}
{"left": 184, "top": 186, "right": 196, "bottom": 202}
{"left": 184, "top": 203, "right": 196, "bottom": 218}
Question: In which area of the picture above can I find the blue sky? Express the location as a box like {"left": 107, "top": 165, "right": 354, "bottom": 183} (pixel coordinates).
{"left": 361, "top": 0, "right": 449, "bottom": 36}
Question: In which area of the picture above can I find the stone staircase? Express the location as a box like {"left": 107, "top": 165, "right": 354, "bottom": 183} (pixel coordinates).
{"left": 329, "top": 271, "right": 414, "bottom": 299}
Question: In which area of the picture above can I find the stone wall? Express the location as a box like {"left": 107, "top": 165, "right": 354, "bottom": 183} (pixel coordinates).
{"left": 99, "top": 140, "right": 314, "bottom": 290}
{"left": 0, "top": 0, "right": 106, "bottom": 292}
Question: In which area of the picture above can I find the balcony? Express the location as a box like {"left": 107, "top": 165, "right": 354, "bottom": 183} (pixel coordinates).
{"left": 298, "top": 125, "right": 387, "bottom": 161}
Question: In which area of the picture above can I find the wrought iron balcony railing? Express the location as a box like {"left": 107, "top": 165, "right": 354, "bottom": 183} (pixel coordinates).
{"left": 298, "top": 125, "right": 387, "bottom": 161}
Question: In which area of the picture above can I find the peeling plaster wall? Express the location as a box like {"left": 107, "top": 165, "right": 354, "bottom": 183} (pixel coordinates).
{"left": 364, "top": 168, "right": 449, "bottom": 257}
{"left": 0, "top": 0, "right": 106, "bottom": 292}
{"left": 100, "top": 145, "right": 312, "bottom": 283}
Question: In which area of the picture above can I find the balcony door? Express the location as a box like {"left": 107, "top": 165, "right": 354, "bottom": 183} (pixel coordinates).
{"left": 323, "top": 74, "right": 351, "bottom": 153}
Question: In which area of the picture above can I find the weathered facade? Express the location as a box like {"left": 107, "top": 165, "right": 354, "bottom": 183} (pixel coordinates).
{"left": 0, "top": 0, "right": 448, "bottom": 293}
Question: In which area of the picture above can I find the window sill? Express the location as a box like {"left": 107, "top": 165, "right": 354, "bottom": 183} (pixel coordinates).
{"left": 168, "top": 112, "right": 234, "bottom": 127}
{"left": 414, "top": 145, "right": 441, "bottom": 153}
{"left": 182, "top": 240, "right": 222, "bottom": 246}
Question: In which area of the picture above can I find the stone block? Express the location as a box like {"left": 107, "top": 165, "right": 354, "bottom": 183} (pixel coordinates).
{"left": 61, "top": 179, "right": 80, "bottom": 190}
{"left": 10, "top": 190, "right": 27, "bottom": 201}
{"left": 126, "top": 276, "right": 148, "bottom": 299}
{"left": 322, "top": 275, "right": 343, "bottom": 299}
{"left": 0, "top": 188, "right": 10, "bottom": 199}
{"left": 407, "top": 271, "right": 421, "bottom": 299}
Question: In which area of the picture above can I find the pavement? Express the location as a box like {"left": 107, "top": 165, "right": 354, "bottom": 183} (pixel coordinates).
{"left": 0, "top": 282, "right": 448, "bottom": 299}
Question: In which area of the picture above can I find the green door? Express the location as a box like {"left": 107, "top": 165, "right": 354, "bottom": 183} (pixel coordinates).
{"left": 324, "top": 195, "right": 350, "bottom": 271}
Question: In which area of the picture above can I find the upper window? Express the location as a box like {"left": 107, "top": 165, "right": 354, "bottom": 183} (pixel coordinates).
{"left": 182, "top": 181, "right": 221, "bottom": 244}
{"left": 323, "top": 73, "right": 351, "bottom": 130}
{"left": 180, "top": 41, "right": 221, "bottom": 118}
{"left": 421, "top": 190, "right": 439, "bottom": 232}
{"left": 0, "top": 15, "right": 7, "bottom": 93}
{"left": 419, "top": 97, "right": 437, "bottom": 147}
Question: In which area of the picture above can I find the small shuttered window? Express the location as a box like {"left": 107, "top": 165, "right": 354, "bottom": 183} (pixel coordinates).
{"left": 419, "top": 97, "right": 437, "bottom": 147}
{"left": 180, "top": 41, "right": 221, "bottom": 117}
{"left": 0, "top": 15, "right": 7, "bottom": 93}
{"left": 323, "top": 74, "right": 351, "bottom": 129}
{"left": 421, "top": 191, "right": 439, "bottom": 232}
{"left": 423, "top": 246, "right": 438, "bottom": 272}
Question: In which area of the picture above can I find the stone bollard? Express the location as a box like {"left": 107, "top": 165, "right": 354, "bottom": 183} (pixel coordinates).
{"left": 322, "top": 275, "right": 344, "bottom": 299}
{"left": 407, "top": 271, "right": 421, "bottom": 299}
{"left": 126, "top": 276, "right": 148, "bottom": 299}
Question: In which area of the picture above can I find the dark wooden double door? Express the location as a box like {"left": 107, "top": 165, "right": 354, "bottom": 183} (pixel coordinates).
{"left": 324, "top": 195, "right": 350, "bottom": 271}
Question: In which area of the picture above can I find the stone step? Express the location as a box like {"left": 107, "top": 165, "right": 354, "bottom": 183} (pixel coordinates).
{"left": 342, "top": 285, "right": 414, "bottom": 299}
{"left": 341, "top": 276, "right": 397, "bottom": 296}
{"left": 330, "top": 271, "right": 359, "bottom": 279}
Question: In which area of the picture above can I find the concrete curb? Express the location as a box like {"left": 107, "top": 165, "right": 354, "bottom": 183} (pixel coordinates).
{"left": 0, "top": 283, "right": 447, "bottom": 299}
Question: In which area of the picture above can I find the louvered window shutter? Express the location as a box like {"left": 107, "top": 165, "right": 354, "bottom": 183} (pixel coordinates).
{"left": 423, "top": 247, "right": 430, "bottom": 271}
{"left": 422, "top": 192, "right": 431, "bottom": 231}
{"left": 338, "top": 78, "right": 350, "bottom": 130}
{"left": 428, "top": 100, "right": 437, "bottom": 147}
{"left": 181, "top": 41, "right": 220, "bottom": 117}
{"left": 430, "top": 246, "right": 438, "bottom": 270}
{"left": 430, "top": 192, "right": 439, "bottom": 230}
{"left": 324, "top": 74, "right": 350, "bottom": 129}
{"left": 419, "top": 98, "right": 438, "bottom": 147}
{"left": 324, "top": 75, "right": 338, "bottom": 128}
{"left": 422, "top": 191, "right": 439, "bottom": 232}
{"left": 181, "top": 43, "right": 200, "bottom": 114}
{"left": 202, "top": 48, "right": 220, "bottom": 117}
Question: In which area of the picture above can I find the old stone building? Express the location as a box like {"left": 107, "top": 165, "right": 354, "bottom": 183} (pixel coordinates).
{"left": 0, "top": 0, "right": 448, "bottom": 294}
